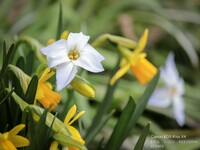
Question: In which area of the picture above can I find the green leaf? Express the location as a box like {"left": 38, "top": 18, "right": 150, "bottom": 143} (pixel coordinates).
{"left": 120, "top": 71, "right": 160, "bottom": 147}
{"left": 0, "top": 43, "right": 16, "bottom": 80}
{"left": 26, "top": 105, "right": 70, "bottom": 135}
{"left": 134, "top": 122, "right": 150, "bottom": 150}
{"left": 16, "top": 56, "right": 25, "bottom": 70}
{"left": 8, "top": 64, "right": 31, "bottom": 93}
{"left": 105, "top": 97, "right": 136, "bottom": 150}
{"left": 25, "top": 75, "right": 38, "bottom": 104}
{"left": 27, "top": 105, "right": 87, "bottom": 150}
{"left": 16, "top": 36, "right": 46, "bottom": 63}
{"left": 28, "top": 108, "right": 50, "bottom": 150}
{"left": 2, "top": 41, "right": 6, "bottom": 66}
{"left": 53, "top": 133, "right": 87, "bottom": 150}
{"left": 10, "top": 91, "right": 29, "bottom": 111}
{"left": 0, "top": 88, "right": 14, "bottom": 106}
{"left": 56, "top": 3, "right": 63, "bottom": 40}
{"left": 85, "top": 110, "right": 114, "bottom": 145}
{"left": 26, "top": 51, "right": 35, "bottom": 75}
{"left": 84, "top": 57, "right": 120, "bottom": 144}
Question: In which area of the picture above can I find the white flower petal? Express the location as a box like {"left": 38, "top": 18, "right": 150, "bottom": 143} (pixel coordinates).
{"left": 84, "top": 44, "right": 105, "bottom": 62}
{"left": 161, "top": 52, "right": 179, "bottom": 86}
{"left": 41, "top": 39, "right": 67, "bottom": 55}
{"left": 148, "top": 88, "right": 171, "bottom": 107}
{"left": 47, "top": 51, "right": 68, "bottom": 68}
{"left": 56, "top": 62, "right": 77, "bottom": 91}
{"left": 173, "top": 96, "right": 185, "bottom": 126}
{"left": 67, "top": 32, "right": 90, "bottom": 51}
{"left": 74, "top": 52, "right": 104, "bottom": 73}
{"left": 176, "top": 78, "right": 185, "bottom": 96}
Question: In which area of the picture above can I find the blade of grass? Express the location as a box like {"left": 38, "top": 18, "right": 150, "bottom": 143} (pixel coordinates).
{"left": 56, "top": 3, "right": 63, "bottom": 40}
{"left": 134, "top": 122, "right": 150, "bottom": 150}
{"left": 122, "top": 71, "right": 159, "bottom": 140}
{"left": 25, "top": 75, "right": 38, "bottom": 104}
{"left": 105, "top": 96, "right": 136, "bottom": 150}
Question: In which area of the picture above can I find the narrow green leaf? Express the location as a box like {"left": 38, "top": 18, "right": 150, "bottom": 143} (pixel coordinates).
{"left": 85, "top": 110, "right": 114, "bottom": 145}
{"left": 27, "top": 105, "right": 87, "bottom": 149}
{"left": 134, "top": 122, "right": 150, "bottom": 150}
{"left": 29, "top": 108, "right": 50, "bottom": 150}
{"left": 53, "top": 133, "right": 87, "bottom": 150}
{"left": 0, "top": 43, "right": 15, "bottom": 80}
{"left": 56, "top": 3, "right": 63, "bottom": 40}
{"left": 26, "top": 105, "right": 70, "bottom": 135}
{"left": 105, "top": 97, "right": 136, "bottom": 150}
{"left": 2, "top": 41, "right": 6, "bottom": 66}
{"left": 0, "top": 88, "right": 14, "bottom": 106}
{"left": 10, "top": 91, "right": 29, "bottom": 111}
{"left": 26, "top": 51, "right": 35, "bottom": 75}
{"left": 8, "top": 64, "right": 31, "bottom": 93}
{"left": 16, "top": 36, "right": 46, "bottom": 63}
{"left": 121, "top": 71, "right": 160, "bottom": 143}
{"left": 16, "top": 56, "right": 25, "bottom": 70}
{"left": 25, "top": 75, "right": 38, "bottom": 104}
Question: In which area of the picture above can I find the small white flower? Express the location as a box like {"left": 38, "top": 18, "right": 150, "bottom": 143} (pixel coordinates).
{"left": 148, "top": 52, "right": 185, "bottom": 126}
{"left": 41, "top": 32, "right": 104, "bottom": 91}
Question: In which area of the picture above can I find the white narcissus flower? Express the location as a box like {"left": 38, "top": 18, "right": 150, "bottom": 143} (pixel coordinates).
{"left": 41, "top": 32, "right": 104, "bottom": 91}
{"left": 148, "top": 52, "right": 185, "bottom": 126}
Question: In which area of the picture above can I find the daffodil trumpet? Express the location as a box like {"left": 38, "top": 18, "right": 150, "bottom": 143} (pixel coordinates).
{"left": 35, "top": 68, "right": 61, "bottom": 111}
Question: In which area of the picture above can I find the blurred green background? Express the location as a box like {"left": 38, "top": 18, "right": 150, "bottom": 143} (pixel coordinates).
{"left": 0, "top": 0, "right": 200, "bottom": 149}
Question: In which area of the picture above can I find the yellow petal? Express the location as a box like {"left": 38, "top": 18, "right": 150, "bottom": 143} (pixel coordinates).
{"left": 0, "top": 138, "right": 17, "bottom": 150}
{"left": 130, "top": 52, "right": 147, "bottom": 66}
{"left": 47, "top": 39, "right": 56, "bottom": 45}
{"left": 36, "top": 83, "right": 44, "bottom": 100}
{"left": 68, "top": 126, "right": 85, "bottom": 144}
{"left": 8, "top": 124, "right": 25, "bottom": 136}
{"left": 9, "top": 135, "right": 29, "bottom": 147}
{"left": 37, "top": 83, "right": 61, "bottom": 111}
{"left": 39, "top": 68, "right": 55, "bottom": 83}
{"left": 130, "top": 58, "right": 157, "bottom": 84}
{"left": 49, "top": 141, "right": 59, "bottom": 150}
{"left": 64, "top": 105, "right": 77, "bottom": 125}
{"left": 68, "top": 111, "right": 85, "bottom": 125}
{"left": 45, "top": 82, "right": 53, "bottom": 90}
{"left": 120, "top": 58, "right": 128, "bottom": 67}
{"left": 133, "top": 29, "right": 148, "bottom": 54}
{"left": 60, "top": 31, "right": 69, "bottom": 39}
{"left": 110, "top": 64, "right": 130, "bottom": 85}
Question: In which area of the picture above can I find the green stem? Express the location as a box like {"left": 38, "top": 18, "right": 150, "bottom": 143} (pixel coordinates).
{"left": 84, "top": 56, "right": 120, "bottom": 144}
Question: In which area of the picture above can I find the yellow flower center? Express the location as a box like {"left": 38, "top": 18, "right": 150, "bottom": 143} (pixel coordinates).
{"left": 171, "top": 86, "right": 177, "bottom": 96}
{"left": 68, "top": 50, "right": 80, "bottom": 60}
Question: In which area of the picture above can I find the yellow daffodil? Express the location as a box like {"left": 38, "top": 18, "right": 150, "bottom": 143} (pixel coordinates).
{"left": 110, "top": 29, "right": 157, "bottom": 85}
{"left": 35, "top": 68, "right": 61, "bottom": 111}
{"left": 50, "top": 105, "right": 85, "bottom": 150}
{"left": 0, "top": 124, "right": 29, "bottom": 150}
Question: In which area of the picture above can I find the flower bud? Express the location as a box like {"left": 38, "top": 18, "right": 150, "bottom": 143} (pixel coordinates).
{"left": 70, "top": 76, "right": 95, "bottom": 98}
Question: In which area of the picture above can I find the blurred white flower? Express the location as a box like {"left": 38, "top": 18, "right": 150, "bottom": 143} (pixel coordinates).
{"left": 148, "top": 52, "right": 185, "bottom": 126}
{"left": 41, "top": 32, "right": 104, "bottom": 90}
